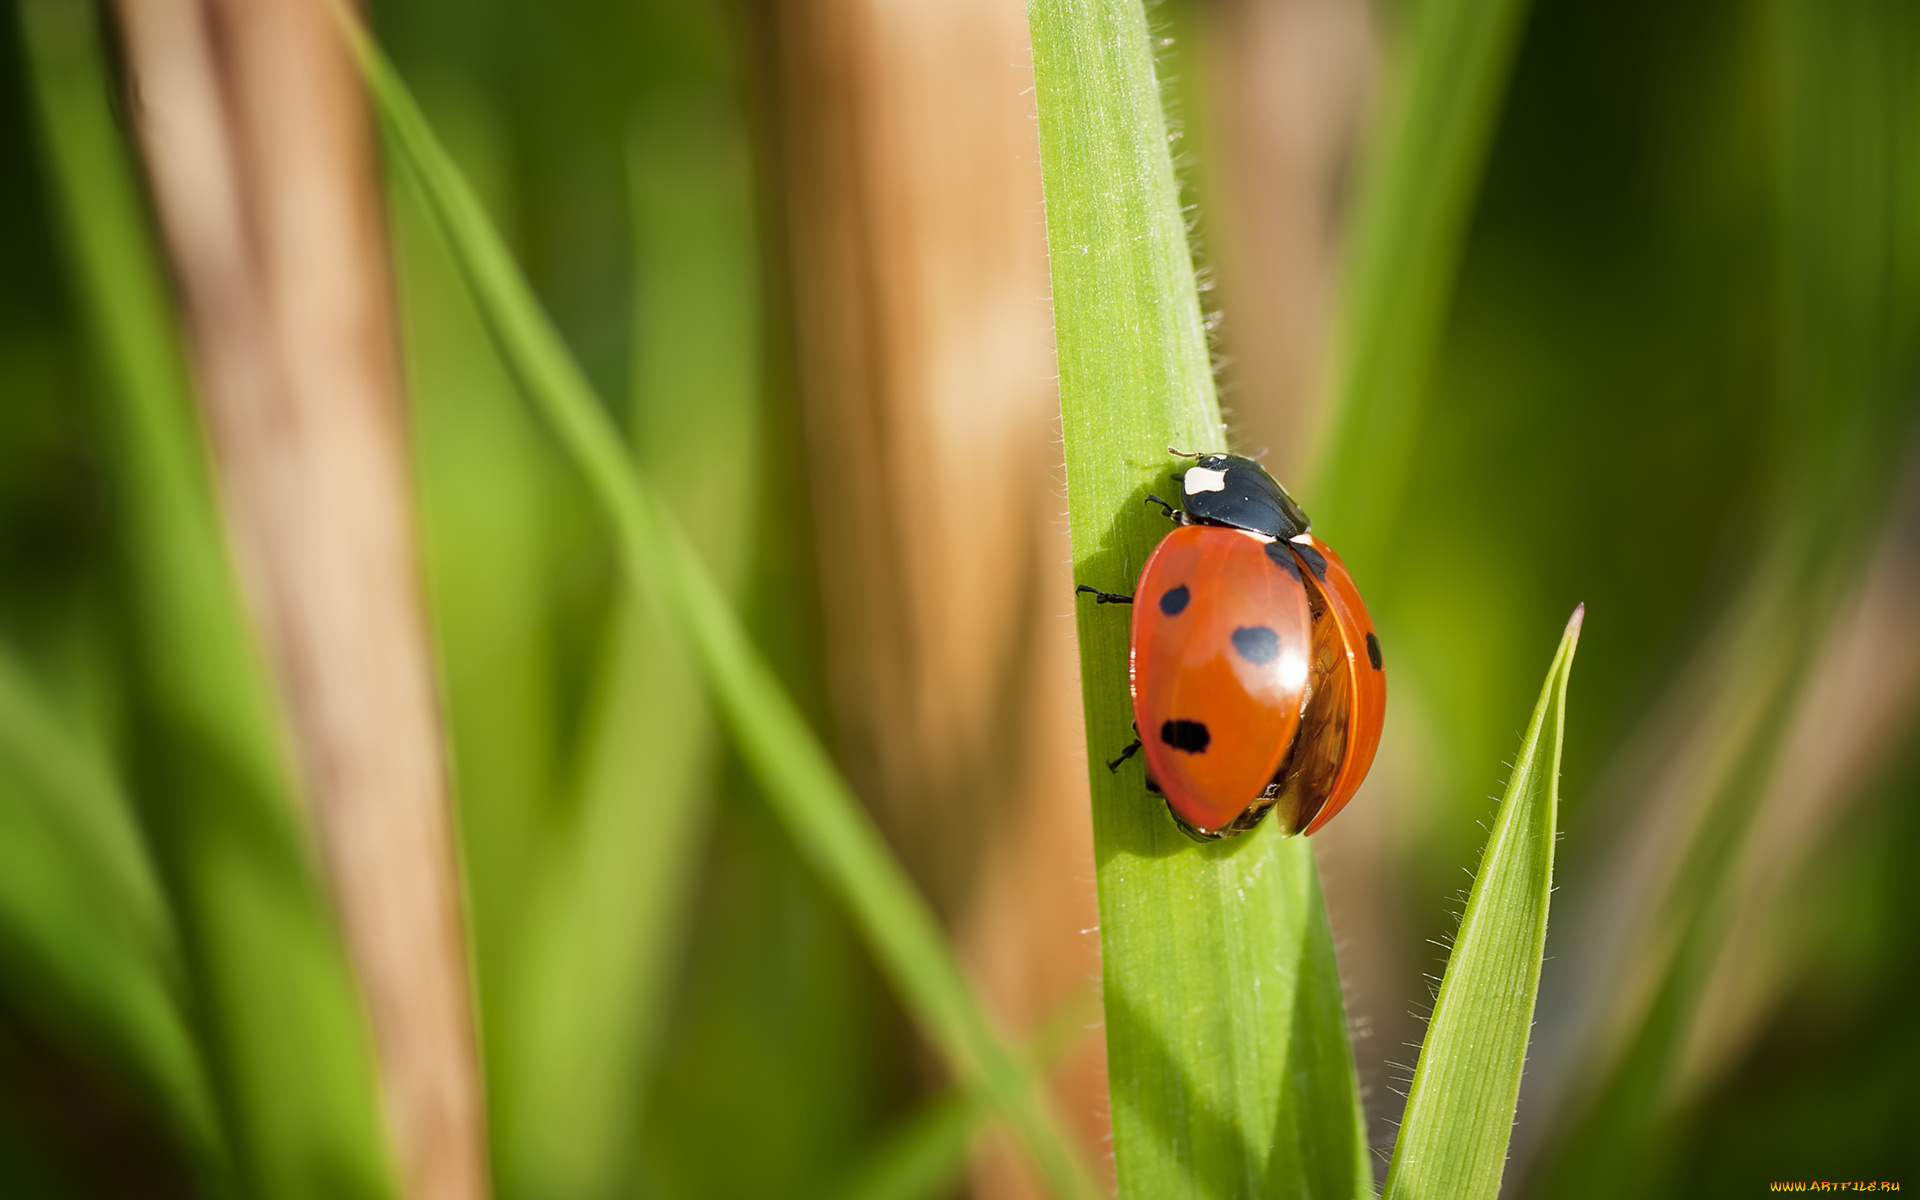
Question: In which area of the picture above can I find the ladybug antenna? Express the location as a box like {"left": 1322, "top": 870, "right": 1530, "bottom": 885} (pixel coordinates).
{"left": 1167, "top": 445, "right": 1201, "bottom": 459}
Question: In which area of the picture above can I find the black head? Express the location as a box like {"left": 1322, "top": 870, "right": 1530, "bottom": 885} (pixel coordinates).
{"left": 1174, "top": 453, "right": 1311, "bottom": 539}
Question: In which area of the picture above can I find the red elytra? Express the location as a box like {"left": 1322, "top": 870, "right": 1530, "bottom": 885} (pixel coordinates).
{"left": 1128, "top": 526, "right": 1385, "bottom": 838}
{"left": 1287, "top": 535, "right": 1386, "bottom": 836}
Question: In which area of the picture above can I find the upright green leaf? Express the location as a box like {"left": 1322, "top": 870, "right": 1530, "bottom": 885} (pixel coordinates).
{"left": 1027, "top": 0, "right": 1368, "bottom": 1195}
{"left": 1382, "top": 606, "right": 1581, "bottom": 1200}
{"left": 348, "top": 23, "right": 1097, "bottom": 1200}
{"left": 25, "top": 2, "right": 397, "bottom": 1194}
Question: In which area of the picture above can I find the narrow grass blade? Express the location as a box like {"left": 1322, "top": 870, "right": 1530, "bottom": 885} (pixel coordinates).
{"left": 821, "top": 986, "right": 1100, "bottom": 1200}
{"left": 347, "top": 23, "right": 1098, "bottom": 1200}
{"left": 1382, "top": 605, "right": 1582, "bottom": 1200}
{"left": 386, "top": 134, "right": 575, "bottom": 1169}
{"left": 1308, "top": 0, "right": 1536, "bottom": 560}
{"left": 0, "top": 646, "right": 166, "bottom": 951}
{"left": 501, "top": 97, "right": 762, "bottom": 1199}
{"left": 0, "top": 644, "right": 215, "bottom": 1159}
{"left": 28, "top": 1, "right": 396, "bottom": 1193}
{"left": 1028, "top": 0, "right": 1369, "bottom": 1195}
{"left": 824, "top": 1092, "right": 985, "bottom": 1200}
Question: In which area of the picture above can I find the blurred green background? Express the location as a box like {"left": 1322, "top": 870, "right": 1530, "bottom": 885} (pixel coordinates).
{"left": 1, "top": 0, "right": 1916, "bottom": 1196}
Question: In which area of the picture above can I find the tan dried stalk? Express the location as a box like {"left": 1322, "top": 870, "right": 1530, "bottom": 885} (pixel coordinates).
{"left": 756, "top": 0, "right": 1109, "bottom": 1189}
{"left": 112, "top": 2, "right": 486, "bottom": 1197}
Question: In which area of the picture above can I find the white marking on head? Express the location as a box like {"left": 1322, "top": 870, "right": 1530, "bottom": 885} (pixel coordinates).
{"left": 1183, "top": 466, "right": 1227, "bottom": 494}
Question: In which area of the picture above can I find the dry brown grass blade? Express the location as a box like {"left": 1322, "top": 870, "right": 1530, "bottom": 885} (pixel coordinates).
{"left": 112, "top": 2, "right": 487, "bottom": 1196}
{"left": 757, "top": 0, "right": 1108, "bottom": 1189}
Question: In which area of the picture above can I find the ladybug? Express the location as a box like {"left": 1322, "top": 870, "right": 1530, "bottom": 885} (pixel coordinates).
{"left": 1078, "top": 451, "right": 1385, "bottom": 839}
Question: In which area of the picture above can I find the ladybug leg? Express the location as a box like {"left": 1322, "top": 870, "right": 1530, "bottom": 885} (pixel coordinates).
{"left": 1106, "top": 737, "right": 1143, "bottom": 772}
{"left": 1144, "top": 493, "right": 1188, "bottom": 524}
{"left": 1076, "top": 584, "right": 1134, "bottom": 605}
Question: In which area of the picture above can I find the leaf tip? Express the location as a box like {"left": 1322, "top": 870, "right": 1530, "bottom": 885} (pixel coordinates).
{"left": 1565, "top": 602, "right": 1586, "bottom": 642}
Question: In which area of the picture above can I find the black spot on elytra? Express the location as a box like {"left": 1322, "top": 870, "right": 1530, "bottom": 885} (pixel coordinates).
{"left": 1159, "top": 585, "right": 1190, "bottom": 616}
{"left": 1232, "top": 625, "right": 1280, "bottom": 664}
{"left": 1290, "top": 541, "right": 1329, "bottom": 580}
{"left": 1366, "top": 630, "right": 1383, "bottom": 671}
{"left": 1264, "top": 540, "right": 1302, "bottom": 581}
{"left": 1160, "top": 719, "right": 1210, "bottom": 754}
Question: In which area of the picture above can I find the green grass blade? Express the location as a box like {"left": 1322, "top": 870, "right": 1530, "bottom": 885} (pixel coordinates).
{"left": 1028, "top": 0, "right": 1369, "bottom": 1195}
{"left": 1382, "top": 605, "right": 1582, "bottom": 1200}
{"left": 0, "top": 643, "right": 216, "bottom": 1160}
{"left": 501, "top": 97, "right": 761, "bottom": 1199}
{"left": 386, "top": 129, "right": 577, "bottom": 1178}
{"left": 25, "top": 1, "right": 397, "bottom": 1193}
{"left": 1308, "top": 0, "right": 1535, "bottom": 560}
{"left": 346, "top": 23, "right": 1098, "bottom": 1200}
{"left": 822, "top": 986, "right": 1100, "bottom": 1200}
{"left": 503, "top": 576, "right": 715, "bottom": 1200}
{"left": 0, "top": 645, "right": 167, "bottom": 950}
{"left": 824, "top": 1092, "right": 985, "bottom": 1200}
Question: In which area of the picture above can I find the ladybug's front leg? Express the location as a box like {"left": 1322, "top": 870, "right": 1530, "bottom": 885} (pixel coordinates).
{"left": 1144, "top": 493, "right": 1187, "bottom": 523}
{"left": 1106, "top": 736, "right": 1143, "bottom": 773}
